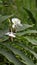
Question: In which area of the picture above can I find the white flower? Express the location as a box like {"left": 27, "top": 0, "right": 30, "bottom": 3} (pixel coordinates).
{"left": 12, "top": 18, "right": 22, "bottom": 28}
{"left": 5, "top": 32, "right": 16, "bottom": 38}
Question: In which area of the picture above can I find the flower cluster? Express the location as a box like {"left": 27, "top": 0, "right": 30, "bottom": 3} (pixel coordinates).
{"left": 5, "top": 18, "right": 22, "bottom": 38}
{"left": 12, "top": 18, "right": 22, "bottom": 28}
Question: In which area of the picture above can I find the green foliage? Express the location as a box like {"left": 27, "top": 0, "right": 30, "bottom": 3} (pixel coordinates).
{"left": 0, "top": 0, "right": 37, "bottom": 65}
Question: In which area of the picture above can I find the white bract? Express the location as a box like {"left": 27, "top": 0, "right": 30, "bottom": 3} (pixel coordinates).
{"left": 12, "top": 18, "right": 22, "bottom": 28}
{"left": 5, "top": 32, "right": 16, "bottom": 38}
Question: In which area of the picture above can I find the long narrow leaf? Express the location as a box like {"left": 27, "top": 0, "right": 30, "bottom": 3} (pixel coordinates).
{"left": 16, "top": 24, "right": 34, "bottom": 32}
{"left": 23, "top": 7, "right": 36, "bottom": 24}
{"left": 0, "top": 42, "right": 35, "bottom": 65}
{"left": 16, "top": 30, "right": 37, "bottom": 36}
{"left": 24, "top": 36, "right": 37, "bottom": 45}
{"left": 0, "top": 45, "right": 23, "bottom": 65}
{"left": 10, "top": 41, "right": 37, "bottom": 59}
{"left": 0, "top": 15, "right": 14, "bottom": 23}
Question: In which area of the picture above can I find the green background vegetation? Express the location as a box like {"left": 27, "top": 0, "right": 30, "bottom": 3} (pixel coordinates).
{"left": 0, "top": 0, "right": 37, "bottom": 65}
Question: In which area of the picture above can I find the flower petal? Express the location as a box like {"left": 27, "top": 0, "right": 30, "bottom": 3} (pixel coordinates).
{"left": 12, "top": 18, "right": 21, "bottom": 24}
{"left": 5, "top": 32, "right": 16, "bottom": 38}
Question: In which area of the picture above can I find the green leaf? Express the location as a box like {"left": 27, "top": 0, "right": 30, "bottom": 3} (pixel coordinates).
{"left": 16, "top": 30, "right": 37, "bottom": 36}
{"left": 0, "top": 42, "right": 35, "bottom": 65}
{"left": 24, "top": 36, "right": 37, "bottom": 45}
{"left": 11, "top": 41, "right": 37, "bottom": 59}
{"left": 16, "top": 24, "right": 34, "bottom": 32}
{"left": 0, "top": 15, "right": 14, "bottom": 23}
{"left": 23, "top": 8, "right": 36, "bottom": 24}
{"left": 21, "top": 44, "right": 37, "bottom": 59}
{"left": 0, "top": 45, "right": 23, "bottom": 65}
